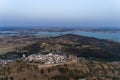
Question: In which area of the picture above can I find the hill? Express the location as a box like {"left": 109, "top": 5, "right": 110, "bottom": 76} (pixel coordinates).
{"left": 0, "top": 34, "right": 120, "bottom": 61}
{"left": 19, "top": 34, "right": 120, "bottom": 61}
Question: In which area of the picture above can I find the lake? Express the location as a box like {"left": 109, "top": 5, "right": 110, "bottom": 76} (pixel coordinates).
{"left": 35, "top": 31, "right": 120, "bottom": 42}
{"left": 0, "top": 31, "right": 120, "bottom": 42}
{"left": 0, "top": 31, "right": 19, "bottom": 37}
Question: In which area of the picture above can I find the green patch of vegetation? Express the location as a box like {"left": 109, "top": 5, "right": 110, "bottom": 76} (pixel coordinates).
{"left": 51, "top": 75, "right": 69, "bottom": 80}
{"left": 57, "top": 67, "right": 68, "bottom": 74}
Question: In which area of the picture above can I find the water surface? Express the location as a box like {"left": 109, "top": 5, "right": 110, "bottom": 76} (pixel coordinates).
{"left": 0, "top": 31, "right": 120, "bottom": 42}
{"left": 36, "top": 31, "right": 120, "bottom": 42}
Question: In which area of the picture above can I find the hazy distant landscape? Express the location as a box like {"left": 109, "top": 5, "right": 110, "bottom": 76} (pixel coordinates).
{"left": 0, "top": 29, "right": 120, "bottom": 80}
{"left": 1, "top": 0, "right": 120, "bottom": 80}
{"left": 0, "top": 27, "right": 120, "bottom": 42}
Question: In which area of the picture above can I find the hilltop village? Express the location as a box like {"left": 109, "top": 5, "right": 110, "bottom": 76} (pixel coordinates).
{"left": 0, "top": 52, "right": 76, "bottom": 67}
{"left": 25, "top": 53, "right": 68, "bottom": 65}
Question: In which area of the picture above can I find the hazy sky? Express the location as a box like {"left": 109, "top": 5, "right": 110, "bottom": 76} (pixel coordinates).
{"left": 0, "top": 0, "right": 120, "bottom": 27}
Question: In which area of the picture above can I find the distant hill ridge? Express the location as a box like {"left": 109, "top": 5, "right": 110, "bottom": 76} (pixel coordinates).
{"left": 0, "top": 34, "right": 120, "bottom": 61}
{"left": 20, "top": 34, "right": 120, "bottom": 61}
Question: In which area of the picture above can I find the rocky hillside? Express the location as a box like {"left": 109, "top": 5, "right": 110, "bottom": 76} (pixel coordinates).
{"left": 18, "top": 34, "right": 120, "bottom": 61}
{"left": 0, "top": 58, "right": 120, "bottom": 80}
{"left": 1, "top": 34, "right": 120, "bottom": 61}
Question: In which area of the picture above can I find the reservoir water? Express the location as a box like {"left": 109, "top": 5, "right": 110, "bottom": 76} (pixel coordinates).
{"left": 0, "top": 31, "right": 120, "bottom": 42}
{"left": 36, "top": 31, "right": 120, "bottom": 42}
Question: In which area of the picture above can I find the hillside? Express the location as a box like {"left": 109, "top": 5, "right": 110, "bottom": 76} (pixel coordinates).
{"left": 0, "top": 58, "right": 120, "bottom": 80}
{"left": 0, "top": 34, "right": 120, "bottom": 61}
{"left": 0, "top": 34, "right": 120, "bottom": 80}
{"left": 18, "top": 34, "right": 120, "bottom": 61}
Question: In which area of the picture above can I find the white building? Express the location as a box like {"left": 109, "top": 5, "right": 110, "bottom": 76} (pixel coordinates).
{"left": 25, "top": 53, "right": 67, "bottom": 64}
